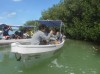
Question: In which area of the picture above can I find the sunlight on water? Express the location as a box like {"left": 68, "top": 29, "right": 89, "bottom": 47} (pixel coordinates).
{"left": 0, "top": 39, "right": 100, "bottom": 74}
{"left": 51, "top": 58, "right": 64, "bottom": 68}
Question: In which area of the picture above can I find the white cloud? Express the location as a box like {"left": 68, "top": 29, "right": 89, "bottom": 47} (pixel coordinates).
{"left": 0, "top": 16, "right": 4, "bottom": 19}
{"left": 0, "top": 22, "right": 3, "bottom": 24}
{"left": 12, "top": 0, "right": 22, "bottom": 2}
{"left": 7, "top": 12, "right": 16, "bottom": 17}
{"left": 0, "top": 12, "right": 17, "bottom": 19}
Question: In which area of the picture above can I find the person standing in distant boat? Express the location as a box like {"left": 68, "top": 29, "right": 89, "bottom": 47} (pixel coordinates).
{"left": 31, "top": 25, "right": 53, "bottom": 45}
{"left": 3, "top": 25, "right": 13, "bottom": 39}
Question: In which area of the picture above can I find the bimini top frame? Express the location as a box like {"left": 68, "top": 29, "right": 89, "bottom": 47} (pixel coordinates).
{"left": 35, "top": 20, "right": 64, "bottom": 34}
{"left": 35, "top": 20, "right": 63, "bottom": 27}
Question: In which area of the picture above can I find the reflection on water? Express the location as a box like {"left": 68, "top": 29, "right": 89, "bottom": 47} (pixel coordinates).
{"left": 0, "top": 39, "right": 100, "bottom": 74}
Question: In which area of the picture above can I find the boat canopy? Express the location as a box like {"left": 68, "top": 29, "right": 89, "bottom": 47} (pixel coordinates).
{"left": 35, "top": 20, "right": 62, "bottom": 27}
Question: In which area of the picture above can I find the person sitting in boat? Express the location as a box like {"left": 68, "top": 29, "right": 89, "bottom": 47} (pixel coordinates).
{"left": 44, "top": 27, "right": 50, "bottom": 36}
{"left": 3, "top": 25, "right": 13, "bottom": 40}
{"left": 11, "top": 30, "right": 21, "bottom": 39}
{"left": 31, "top": 25, "right": 53, "bottom": 45}
{"left": 50, "top": 29, "right": 58, "bottom": 41}
{"left": 49, "top": 29, "right": 61, "bottom": 44}
{"left": 58, "top": 30, "right": 66, "bottom": 42}
{"left": 49, "top": 29, "right": 66, "bottom": 44}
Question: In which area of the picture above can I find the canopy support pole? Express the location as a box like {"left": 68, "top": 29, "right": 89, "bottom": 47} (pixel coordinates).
{"left": 59, "top": 22, "right": 62, "bottom": 39}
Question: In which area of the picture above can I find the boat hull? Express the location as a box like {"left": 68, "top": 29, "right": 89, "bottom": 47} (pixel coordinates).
{"left": 11, "top": 40, "right": 65, "bottom": 66}
{"left": 11, "top": 40, "right": 64, "bottom": 54}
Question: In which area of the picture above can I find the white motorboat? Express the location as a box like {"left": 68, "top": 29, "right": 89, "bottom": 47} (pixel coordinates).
{"left": 11, "top": 40, "right": 65, "bottom": 63}
{"left": 11, "top": 20, "right": 65, "bottom": 64}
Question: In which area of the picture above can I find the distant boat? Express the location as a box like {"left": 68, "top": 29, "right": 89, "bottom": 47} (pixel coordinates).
{"left": 0, "top": 39, "right": 31, "bottom": 44}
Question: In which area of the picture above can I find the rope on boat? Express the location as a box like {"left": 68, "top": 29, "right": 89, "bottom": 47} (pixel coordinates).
{"left": 15, "top": 53, "right": 21, "bottom": 61}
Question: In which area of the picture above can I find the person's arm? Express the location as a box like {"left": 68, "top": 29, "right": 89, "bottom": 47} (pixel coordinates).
{"left": 8, "top": 26, "right": 13, "bottom": 31}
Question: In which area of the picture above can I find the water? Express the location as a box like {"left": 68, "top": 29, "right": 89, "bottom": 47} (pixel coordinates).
{"left": 0, "top": 39, "right": 100, "bottom": 74}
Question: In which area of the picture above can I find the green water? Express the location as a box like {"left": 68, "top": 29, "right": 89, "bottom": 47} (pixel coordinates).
{"left": 0, "top": 39, "right": 100, "bottom": 74}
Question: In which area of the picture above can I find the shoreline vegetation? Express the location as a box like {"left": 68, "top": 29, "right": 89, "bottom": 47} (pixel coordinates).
{"left": 24, "top": 0, "right": 99, "bottom": 44}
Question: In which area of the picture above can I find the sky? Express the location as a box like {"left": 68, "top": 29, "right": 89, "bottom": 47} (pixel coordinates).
{"left": 0, "top": 0, "right": 60, "bottom": 26}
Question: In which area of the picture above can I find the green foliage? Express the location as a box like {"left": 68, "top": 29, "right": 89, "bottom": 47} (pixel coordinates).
{"left": 24, "top": 20, "right": 36, "bottom": 26}
{"left": 23, "top": 20, "right": 40, "bottom": 30}
{"left": 40, "top": 0, "right": 100, "bottom": 43}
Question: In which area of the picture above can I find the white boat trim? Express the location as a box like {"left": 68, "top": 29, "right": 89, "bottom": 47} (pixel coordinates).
{"left": 11, "top": 40, "right": 65, "bottom": 54}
